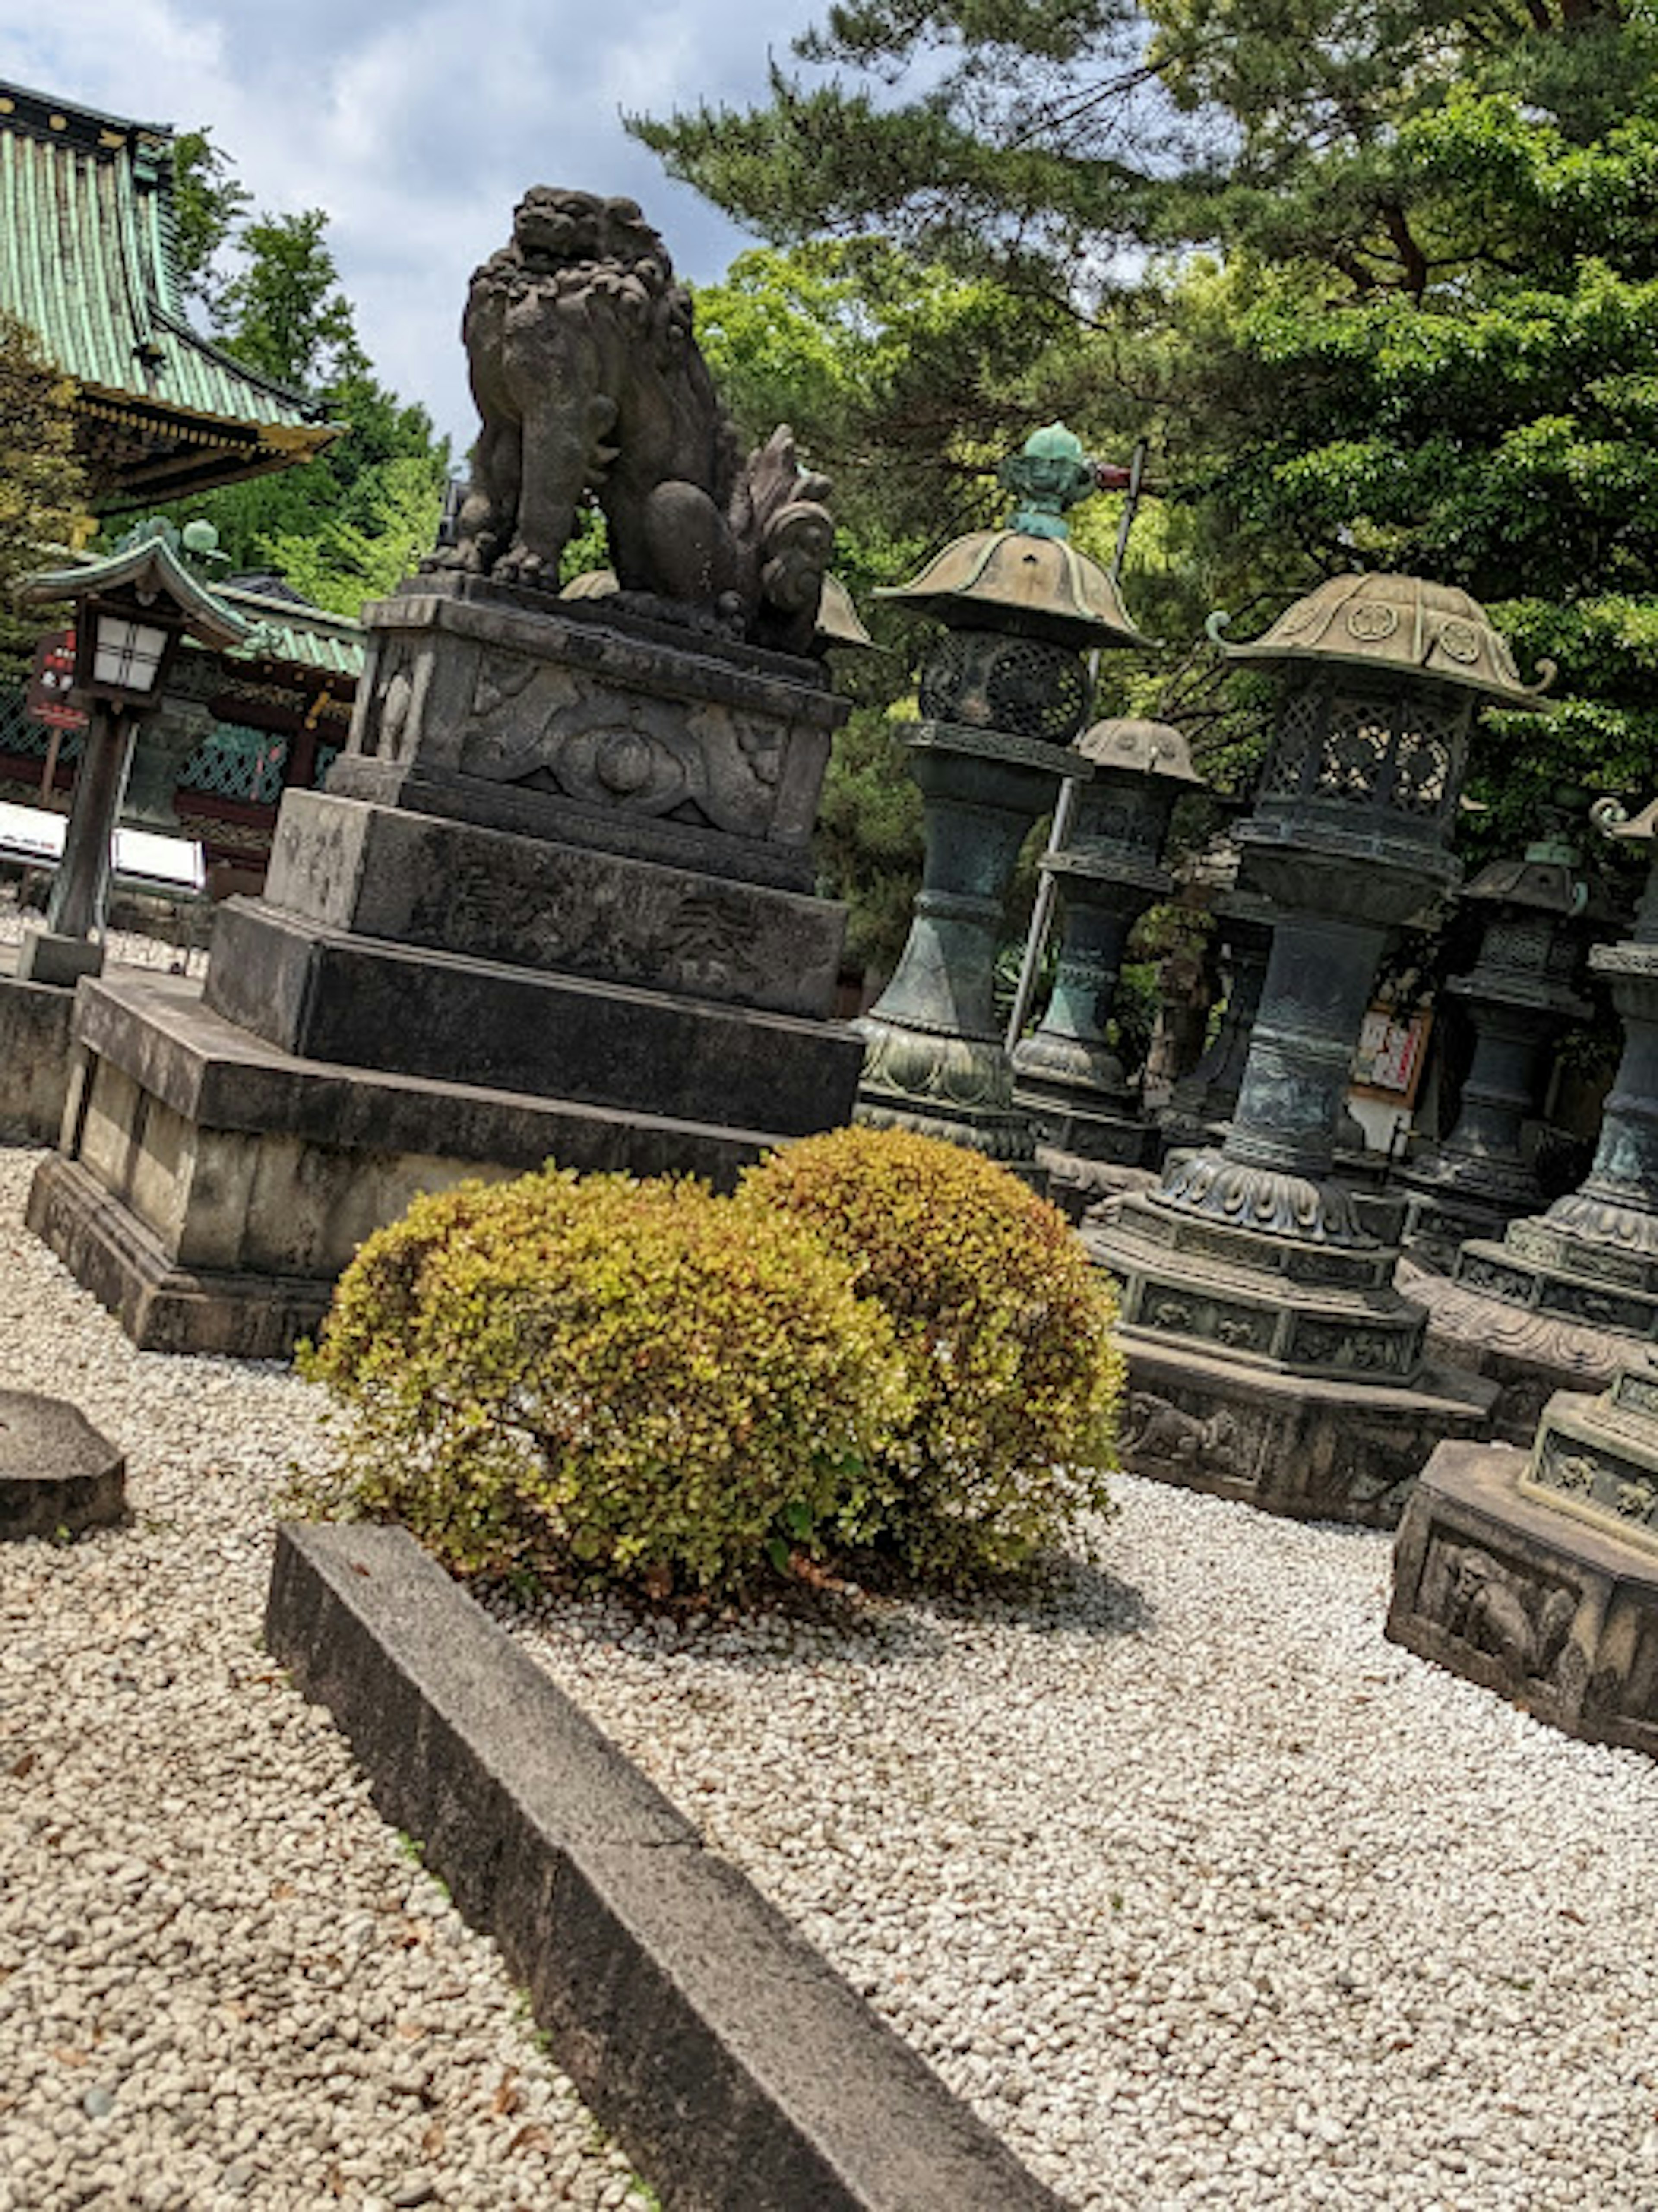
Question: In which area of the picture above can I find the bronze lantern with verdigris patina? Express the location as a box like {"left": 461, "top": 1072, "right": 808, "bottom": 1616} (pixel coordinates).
{"left": 854, "top": 426, "right": 1150, "bottom": 1174}
{"left": 1085, "top": 571, "right": 1553, "bottom": 1526}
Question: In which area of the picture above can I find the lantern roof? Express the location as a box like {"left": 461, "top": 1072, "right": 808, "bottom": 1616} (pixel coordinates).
{"left": 22, "top": 518, "right": 251, "bottom": 653}
{"left": 876, "top": 424, "right": 1151, "bottom": 652}
{"left": 1206, "top": 573, "right": 1553, "bottom": 711}
{"left": 1076, "top": 716, "right": 1205, "bottom": 786}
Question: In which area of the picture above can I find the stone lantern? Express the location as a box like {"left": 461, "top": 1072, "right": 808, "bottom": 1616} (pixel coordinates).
{"left": 16, "top": 521, "right": 247, "bottom": 984}
{"left": 855, "top": 426, "right": 1150, "bottom": 1173}
{"left": 1398, "top": 830, "right": 1592, "bottom": 1272}
{"left": 1413, "top": 795, "right": 1658, "bottom": 1435}
{"left": 1086, "top": 572, "right": 1550, "bottom": 1523}
{"left": 1011, "top": 717, "right": 1205, "bottom": 1199}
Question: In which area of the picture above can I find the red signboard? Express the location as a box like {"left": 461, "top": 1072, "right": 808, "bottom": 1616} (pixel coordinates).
{"left": 27, "top": 627, "right": 87, "bottom": 732}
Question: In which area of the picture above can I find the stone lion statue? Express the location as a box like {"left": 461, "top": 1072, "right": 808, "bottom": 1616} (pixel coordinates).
{"left": 440, "top": 186, "right": 834, "bottom": 654}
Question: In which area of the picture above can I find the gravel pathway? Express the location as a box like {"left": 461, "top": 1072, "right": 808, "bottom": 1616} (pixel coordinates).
{"left": 0, "top": 1149, "right": 648, "bottom": 2212}
{"left": 0, "top": 885, "right": 209, "bottom": 978}
{"left": 495, "top": 1471, "right": 1658, "bottom": 2209}
{"left": 11, "top": 1119, "right": 1658, "bottom": 2212}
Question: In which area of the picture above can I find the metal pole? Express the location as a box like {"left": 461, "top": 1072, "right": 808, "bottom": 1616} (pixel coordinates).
{"left": 1003, "top": 441, "right": 1151, "bottom": 1053}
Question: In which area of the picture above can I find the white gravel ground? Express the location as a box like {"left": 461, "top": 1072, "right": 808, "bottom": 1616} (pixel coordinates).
{"left": 0, "top": 1149, "right": 649, "bottom": 2212}
{"left": 0, "top": 883, "right": 209, "bottom": 978}
{"left": 495, "top": 1468, "right": 1658, "bottom": 2209}
{"left": 10, "top": 1126, "right": 1658, "bottom": 2212}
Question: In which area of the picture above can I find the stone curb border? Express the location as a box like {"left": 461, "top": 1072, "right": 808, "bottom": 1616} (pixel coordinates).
{"left": 266, "top": 1524, "right": 1062, "bottom": 2212}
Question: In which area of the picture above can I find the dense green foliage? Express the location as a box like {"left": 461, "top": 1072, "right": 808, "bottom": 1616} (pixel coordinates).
{"left": 638, "top": 1, "right": 1658, "bottom": 856}
{"left": 739, "top": 1126, "right": 1123, "bottom": 1582}
{"left": 298, "top": 1131, "right": 1124, "bottom": 1602}
{"left": 0, "top": 312, "right": 87, "bottom": 670}
{"left": 159, "top": 134, "right": 449, "bottom": 617}
{"left": 298, "top": 1170, "right": 914, "bottom": 1601}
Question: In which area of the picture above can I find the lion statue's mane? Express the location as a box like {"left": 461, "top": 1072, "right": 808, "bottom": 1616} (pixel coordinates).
{"left": 439, "top": 187, "right": 833, "bottom": 655}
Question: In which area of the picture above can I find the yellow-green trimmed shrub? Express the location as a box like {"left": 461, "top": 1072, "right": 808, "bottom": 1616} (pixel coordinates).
{"left": 298, "top": 1168, "right": 914, "bottom": 1599}
{"left": 738, "top": 1125, "right": 1123, "bottom": 1582}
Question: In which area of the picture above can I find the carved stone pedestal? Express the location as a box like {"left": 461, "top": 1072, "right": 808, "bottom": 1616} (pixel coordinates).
{"left": 1118, "top": 1329, "right": 1495, "bottom": 1527}
{"left": 1389, "top": 1362, "right": 1658, "bottom": 1756}
{"left": 30, "top": 583, "right": 865, "bottom": 1355}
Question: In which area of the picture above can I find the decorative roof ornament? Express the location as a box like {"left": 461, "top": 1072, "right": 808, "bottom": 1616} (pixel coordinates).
{"left": 876, "top": 423, "right": 1150, "bottom": 652}
{"left": 21, "top": 525, "right": 250, "bottom": 655}
{"left": 1206, "top": 572, "right": 1554, "bottom": 711}
{"left": 997, "top": 423, "right": 1098, "bottom": 539}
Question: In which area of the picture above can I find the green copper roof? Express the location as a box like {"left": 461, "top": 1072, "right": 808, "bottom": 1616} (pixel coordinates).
{"left": 218, "top": 582, "right": 365, "bottom": 681}
{"left": 0, "top": 81, "right": 337, "bottom": 496}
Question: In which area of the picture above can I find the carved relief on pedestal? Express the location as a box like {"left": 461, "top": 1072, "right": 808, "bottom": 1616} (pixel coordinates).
{"left": 456, "top": 659, "right": 790, "bottom": 838}
{"left": 1120, "top": 1391, "right": 1268, "bottom": 1486}
{"left": 1290, "top": 1318, "right": 1418, "bottom": 1377}
{"left": 1422, "top": 1535, "right": 1580, "bottom": 1686}
{"left": 1136, "top": 1291, "right": 1274, "bottom": 1357}
{"left": 410, "top": 861, "right": 766, "bottom": 1000}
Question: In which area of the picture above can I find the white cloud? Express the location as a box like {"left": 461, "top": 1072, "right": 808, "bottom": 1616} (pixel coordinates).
{"left": 0, "top": 0, "right": 830, "bottom": 448}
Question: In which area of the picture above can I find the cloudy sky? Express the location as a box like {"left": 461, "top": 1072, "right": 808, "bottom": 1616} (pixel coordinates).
{"left": 3, "top": 0, "right": 831, "bottom": 451}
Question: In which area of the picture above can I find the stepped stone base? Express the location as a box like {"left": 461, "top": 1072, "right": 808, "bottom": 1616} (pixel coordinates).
{"left": 203, "top": 898, "right": 861, "bottom": 1139}
{"left": 1112, "top": 1326, "right": 1495, "bottom": 1528}
{"left": 30, "top": 973, "right": 801, "bottom": 1358}
{"left": 1388, "top": 1438, "right": 1658, "bottom": 1757}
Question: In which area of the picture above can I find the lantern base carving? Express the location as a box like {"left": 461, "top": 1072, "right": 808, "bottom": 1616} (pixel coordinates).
{"left": 1388, "top": 1428, "right": 1658, "bottom": 1760}
{"left": 1108, "top": 1325, "right": 1495, "bottom": 1529}
{"left": 1405, "top": 1254, "right": 1652, "bottom": 1445}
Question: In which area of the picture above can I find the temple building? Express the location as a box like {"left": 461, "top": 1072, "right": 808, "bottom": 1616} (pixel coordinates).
{"left": 0, "top": 80, "right": 361, "bottom": 883}
{"left": 0, "top": 78, "right": 336, "bottom": 503}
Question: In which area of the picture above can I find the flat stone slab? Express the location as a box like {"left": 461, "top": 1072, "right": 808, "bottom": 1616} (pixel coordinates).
{"left": 1388, "top": 1435, "right": 1658, "bottom": 1757}
{"left": 0, "top": 969, "right": 75, "bottom": 1145}
{"left": 265, "top": 1523, "right": 1059, "bottom": 2212}
{"left": 0, "top": 1389, "right": 125, "bottom": 1540}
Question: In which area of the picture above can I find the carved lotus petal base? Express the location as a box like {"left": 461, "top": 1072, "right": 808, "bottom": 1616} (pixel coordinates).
{"left": 1154, "top": 1149, "right": 1373, "bottom": 1247}
{"left": 1539, "top": 1187, "right": 1658, "bottom": 1266}
{"left": 1009, "top": 1029, "right": 1127, "bottom": 1093}
{"left": 855, "top": 1015, "right": 1018, "bottom": 1120}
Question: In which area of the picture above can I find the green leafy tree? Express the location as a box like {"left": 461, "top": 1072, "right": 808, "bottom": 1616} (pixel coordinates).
{"left": 639, "top": 0, "right": 1658, "bottom": 847}
{"left": 158, "top": 141, "right": 449, "bottom": 615}
{"left": 0, "top": 312, "right": 88, "bottom": 669}
{"left": 170, "top": 127, "right": 250, "bottom": 322}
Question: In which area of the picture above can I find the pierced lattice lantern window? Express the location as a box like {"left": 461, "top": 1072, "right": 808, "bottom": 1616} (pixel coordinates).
{"left": 918, "top": 627, "right": 1092, "bottom": 743}
{"left": 1256, "top": 675, "right": 1471, "bottom": 839}
{"left": 1215, "top": 574, "right": 1554, "bottom": 854}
